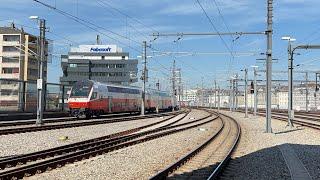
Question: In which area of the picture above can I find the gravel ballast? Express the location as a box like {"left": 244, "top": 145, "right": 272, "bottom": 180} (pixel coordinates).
{"left": 27, "top": 110, "right": 221, "bottom": 180}
{"left": 0, "top": 114, "right": 183, "bottom": 157}
{"left": 219, "top": 110, "right": 320, "bottom": 180}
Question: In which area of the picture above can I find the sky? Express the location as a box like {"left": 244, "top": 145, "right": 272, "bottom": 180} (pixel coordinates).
{"left": 1, "top": 0, "right": 320, "bottom": 90}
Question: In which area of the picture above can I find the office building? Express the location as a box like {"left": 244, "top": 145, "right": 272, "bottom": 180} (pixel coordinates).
{"left": 60, "top": 44, "right": 138, "bottom": 85}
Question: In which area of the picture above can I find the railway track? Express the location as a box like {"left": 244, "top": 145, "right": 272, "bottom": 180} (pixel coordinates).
{"left": 0, "top": 111, "right": 184, "bottom": 136}
{"left": 0, "top": 109, "right": 219, "bottom": 179}
{"left": 0, "top": 112, "right": 141, "bottom": 127}
{"left": 235, "top": 109, "right": 320, "bottom": 130}
{"left": 150, "top": 110, "right": 241, "bottom": 180}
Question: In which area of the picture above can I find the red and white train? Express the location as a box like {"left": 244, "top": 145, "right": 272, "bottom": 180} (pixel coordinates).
{"left": 68, "top": 80, "right": 173, "bottom": 118}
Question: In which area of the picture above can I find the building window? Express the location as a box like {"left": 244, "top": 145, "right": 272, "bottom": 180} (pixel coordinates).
{"left": 29, "top": 59, "right": 37, "bottom": 65}
{"left": 3, "top": 46, "right": 19, "bottom": 52}
{"left": 3, "top": 35, "right": 20, "bottom": 42}
{"left": 116, "top": 64, "right": 125, "bottom": 68}
{"left": 0, "top": 89, "right": 18, "bottom": 96}
{"left": 2, "top": 68, "right": 19, "bottom": 74}
{"left": 69, "top": 63, "right": 77, "bottom": 68}
{"left": 2, "top": 57, "right": 19, "bottom": 63}
{"left": 28, "top": 69, "right": 38, "bottom": 76}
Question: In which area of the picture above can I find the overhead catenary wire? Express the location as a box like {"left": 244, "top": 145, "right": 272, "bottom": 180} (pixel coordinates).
{"left": 95, "top": 0, "right": 159, "bottom": 34}
{"left": 95, "top": 0, "right": 150, "bottom": 41}
{"left": 191, "top": 0, "right": 234, "bottom": 58}
{"left": 32, "top": 0, "right": 142, "bottom": 53}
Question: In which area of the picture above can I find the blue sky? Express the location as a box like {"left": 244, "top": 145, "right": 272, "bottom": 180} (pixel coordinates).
{"left": 1, "top": 0, "right": 320, "bottom": 90}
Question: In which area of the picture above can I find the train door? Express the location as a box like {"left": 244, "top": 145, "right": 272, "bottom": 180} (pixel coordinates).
{"left": 108, "top": 96, "right": 112, "bottom": 113}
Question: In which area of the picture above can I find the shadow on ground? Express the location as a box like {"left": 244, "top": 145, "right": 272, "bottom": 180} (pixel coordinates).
{"left": 160, "top": 144, "right": 320, "bottom": 180}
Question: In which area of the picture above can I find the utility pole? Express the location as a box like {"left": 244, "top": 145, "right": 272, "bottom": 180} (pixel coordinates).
{"left": 196, "top": 84, "right": 199, "bottom": 108}
{"left": 244, "top": 68, "right": 248, "bottom": 118}
{"left": 156, "top": 79, "right": 160, "bottom": 113}
{"left": 235, "top": 74, "right": 238, "bottom": 110}
{"left": 229, "top": 79, "right": 232, "bottom": 111}
{"left": 141, "top": 41, "right": 147, "bottom": 115}
{"left": 201, "top": 77, "right": 204, "bottom": 107}
{"left": 253, "top": 67, "right": 258, "bottom": 116}
{"left": 305, "top": 72, "right": 309, "bottom": 112}
{"left": 218, "top": 86, "right": 221, "bottom": 112}
{"left": 265, "top": 0, "right": 273, "bottom": 133}
{"left": 232, "top": 79, "right": 236, "bottom": 111}
{"left": 36, "top": 19, "right": 46, "bottom": 125}
{"left": 315, "top": 73, "right": 319, "bottom": 111}
{"left": 214, "top": 79, "right": 217, "bottom": 109}
{"left": 172, "top": 60, "right": 176, "bottom": 111}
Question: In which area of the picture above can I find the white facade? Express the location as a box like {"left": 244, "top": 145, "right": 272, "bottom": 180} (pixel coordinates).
{"left": 70, "top": 45, "right": 122, "bottom": 53}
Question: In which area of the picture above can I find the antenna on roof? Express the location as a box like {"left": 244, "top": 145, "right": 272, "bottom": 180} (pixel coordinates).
{"left": 10, "top": 22, "right": 15, "bottom": 29}
{"left": 96, "top": 35, "right": 101, "bottom": 45}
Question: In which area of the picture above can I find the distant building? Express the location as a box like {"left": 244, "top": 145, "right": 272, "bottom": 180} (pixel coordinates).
{"left": 60, "top": 44, "right": 138, "bottom": 86}
{"left": 0, "top": 23, "right": 49, "bottom": 111}
{"left": 182, "top": 89, "right": 197, "bottom": 106}
{"left": 0, "top": 24, "right": 48, "bottom": 81}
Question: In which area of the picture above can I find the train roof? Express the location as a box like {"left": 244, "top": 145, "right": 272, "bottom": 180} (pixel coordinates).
{"left": 75, "top": 80, "right": 170, "bottom": 95}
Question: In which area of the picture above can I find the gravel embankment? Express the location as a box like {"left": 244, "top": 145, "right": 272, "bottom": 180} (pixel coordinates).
{"left": 27, "top": 110, "right": 221, "bottom": 180}
{"left": 219, "top": 110, "right": 320, "bottom": 180}
{"left": 0, "top": 115, "right": 181, "bottom": 158}
{"left": 140, "top": 110, "right": 208, "bottom": 132}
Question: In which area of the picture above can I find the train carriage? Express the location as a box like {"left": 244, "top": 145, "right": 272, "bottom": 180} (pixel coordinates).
{"left": 68, "top": 80, "right": 173, "bottom": 118}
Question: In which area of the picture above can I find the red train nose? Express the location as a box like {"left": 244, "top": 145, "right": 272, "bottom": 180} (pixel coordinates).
{"left": 68, "top": 102, "right": 89, "bottom": 108}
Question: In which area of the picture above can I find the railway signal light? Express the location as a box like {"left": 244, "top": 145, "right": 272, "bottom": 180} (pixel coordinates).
{"left": 250, "top": 81, "right": 254, "bottom": 94}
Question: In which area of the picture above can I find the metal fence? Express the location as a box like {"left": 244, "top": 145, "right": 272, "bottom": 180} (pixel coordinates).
{"left": 0, "top": 79, "right": 72, "bottom": 112}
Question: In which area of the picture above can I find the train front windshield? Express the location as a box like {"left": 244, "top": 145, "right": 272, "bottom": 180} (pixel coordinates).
{"left": 70, "top": 80, "right": 93, "bottom": 97}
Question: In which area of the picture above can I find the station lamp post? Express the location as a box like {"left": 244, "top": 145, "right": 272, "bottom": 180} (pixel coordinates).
{"left": 281, "top": 36, "right": 296, "bottom": 128}
{"left": 30, "top": 16, "right": 46, "bottom": 125}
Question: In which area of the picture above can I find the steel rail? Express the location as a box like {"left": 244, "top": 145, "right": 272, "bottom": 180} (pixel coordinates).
{"left": 207, "top": 112, "right": 241, "bottom": 180}
{"left": 0, "top": 111, "right": 184, "bottom": 135}
{"left": 0, "top": 112, "right": 141, "bottom": 127}
{"left": 149, "top": 112, "right": 224, "bottom": 180}
{"left": 235, "top": 109, "right": 320, "bottom": 130}
{"left": 150, "top": 110, "right": 241, "bottom": 180}
{"left": 0, "top": 110, "right": 218, "bottom": 179}
{"left": 0, "top": 110, "right": 190, "bottom": 170}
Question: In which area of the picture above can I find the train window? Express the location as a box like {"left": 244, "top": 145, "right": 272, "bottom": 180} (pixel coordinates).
{"left": 91, "top": 92, "right": 97, "bottom": 100}
{"left": 70, "top": 80, "right": 93, "bottom": 97}
{"left": 107, "top": 86, "right": 140, "bottom": 94}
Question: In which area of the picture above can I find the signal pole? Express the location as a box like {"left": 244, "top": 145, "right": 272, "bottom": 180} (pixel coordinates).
{"left": 244, "top": 68, "right": 248, "bottom": 118}
{"left": 141, "top": 41, "right": 147, "bottom": 115}
{"left": 172, "top": 60, "right": 176, "bottom": 112}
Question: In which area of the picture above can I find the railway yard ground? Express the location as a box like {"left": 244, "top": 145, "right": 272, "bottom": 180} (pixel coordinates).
{"left": 0, "top": 109, "right": 320, "bottom": 179}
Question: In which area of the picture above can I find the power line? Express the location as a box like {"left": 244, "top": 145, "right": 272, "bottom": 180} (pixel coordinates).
{"left": 95, "top": 0, "right": 159, "bottom": 34}
{"left": 32, "top": 0, "right": 141, "bottom": 53}
{"left": 195, "top": 0, "right": 234, "bottom": 58}
{"left": 95, "top": 1, "right": 149, "bottom": 41}
{"left": 212, "top": 0, "right": 233, "bottom": 38}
